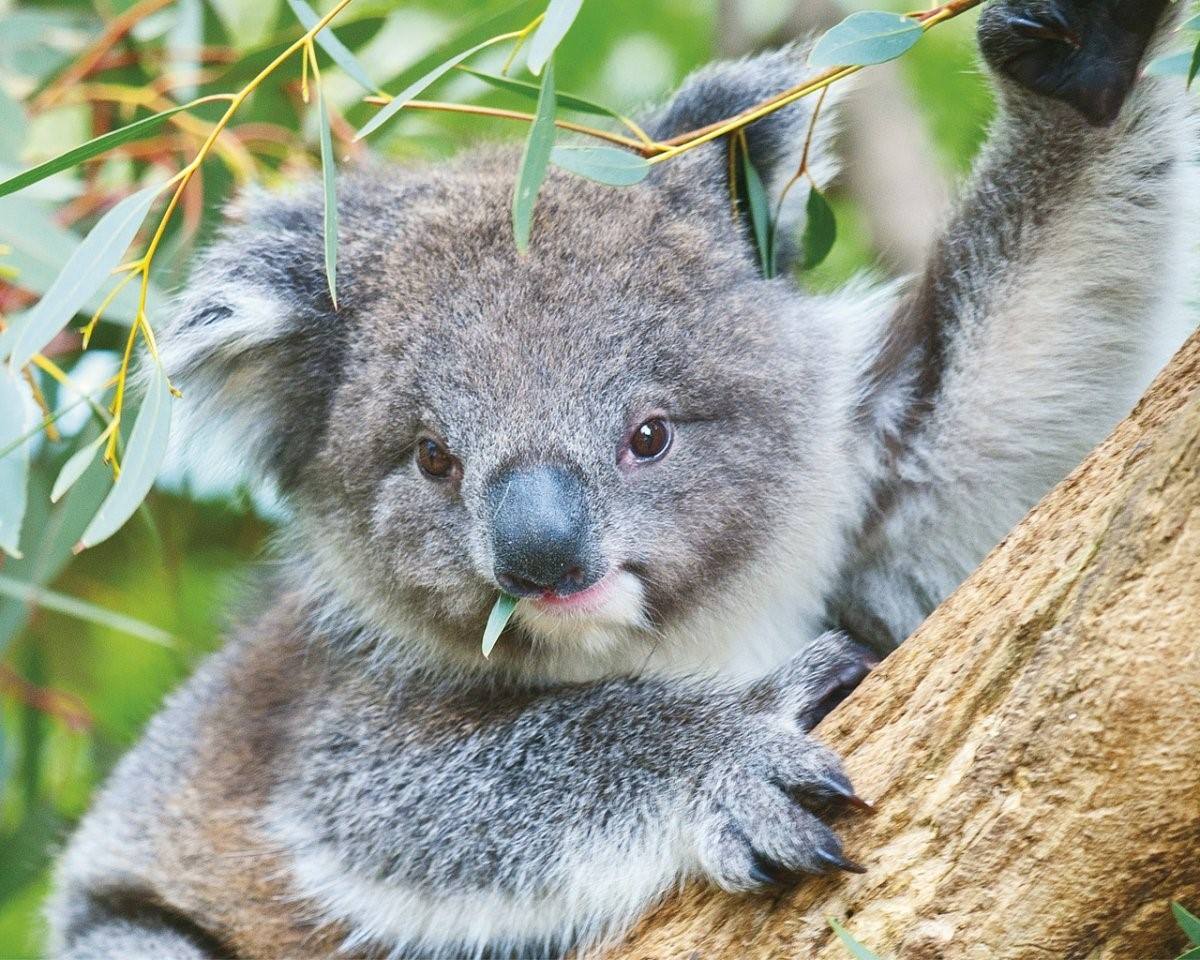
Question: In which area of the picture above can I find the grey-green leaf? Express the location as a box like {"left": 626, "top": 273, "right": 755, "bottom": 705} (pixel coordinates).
{"left": 0, "top": 103, "right": 199, "bottom": 199}
{"left": 551, "top": 145, "right": 649, "bottom": 186}
{"left": 527, "top": 0, "right": 583, "bottom": 75}
{"left": 7, "top": 182, "right": 161, "bottom": 370}
{"left": 459, "top": 66, "right": 619, "bottom": 118}
{"left": 0, "top": 366, "right": 30, "bottom": 558}
{"left": 1144, "top": 50, "right": 1194, "bottom": 77}
{"left": 78, "top": 361, "right": 173, "bottom": 549}
{"left": 0, "top": 573, "right": 173, "bottom": 646}
{"left": 809, "top": 10, "right": 923, "bottom": 68}
{"left": 512, "top": 58, "right": 557, "bottom": 252}
{"left": 50, "top": 429, "right": 108, "bottom": 503}
{"left": 482, "top": 593, "right": 518, "bottom": 657}
{"left": 801, "top": 185, "right": 837, "bottom": 270}
{"left": 1189, "top": 36, "right": 1200, "bottom": 88}
{"left": 828, "top": 918, "right": 883, "bottom": 960}
{"left": 739, "top": 149, "right": 774, "bottom": 278}
{"left": 357, "top": 34, "right": 511, "bottom": 141}
{"left": 317, "top": 85, "right": 339, "bottom": 308}
{"left": 1174, "top": 902, "right": 1200, "bottom": 946}
{"left": 287, "top": 0, "right": 379, "bottom": 94}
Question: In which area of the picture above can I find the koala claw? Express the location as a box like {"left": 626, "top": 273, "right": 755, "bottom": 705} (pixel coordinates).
{"left": 811, "top": 771, "right": 877, "bottom": 814}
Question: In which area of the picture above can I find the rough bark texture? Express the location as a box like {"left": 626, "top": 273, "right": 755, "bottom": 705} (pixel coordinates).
{"left": 608, "top": 334, "right": 1200, "bottom": 960}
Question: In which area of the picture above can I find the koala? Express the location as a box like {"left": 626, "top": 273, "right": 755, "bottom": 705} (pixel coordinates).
{"left": 48, "top": 0, "right": 1196, "bottom": 956}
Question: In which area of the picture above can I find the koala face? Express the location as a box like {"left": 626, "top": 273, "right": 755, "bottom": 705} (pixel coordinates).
{"left": 163, "top": 48, "right": 858, "bottom": 677}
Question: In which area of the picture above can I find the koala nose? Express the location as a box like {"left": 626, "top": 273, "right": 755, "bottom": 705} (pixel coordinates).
{"left": 487, "top": 465, "right": 593, "bottom": 596}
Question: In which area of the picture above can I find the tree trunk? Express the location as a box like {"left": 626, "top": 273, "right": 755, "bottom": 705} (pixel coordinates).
{"left": 607, "top": 332, "right": 1200, "bottom": 959}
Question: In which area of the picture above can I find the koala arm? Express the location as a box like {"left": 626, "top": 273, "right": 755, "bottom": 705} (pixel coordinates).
{"left": 836, "top": 0, "right": 1195, "bottom": 646}
{"left": 267, "top": 632, "right": 871, "bottom": 957}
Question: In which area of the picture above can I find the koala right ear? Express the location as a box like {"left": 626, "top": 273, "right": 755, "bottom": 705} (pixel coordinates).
{"left": 159, "top": 186, "right": 352, "bottom": 490}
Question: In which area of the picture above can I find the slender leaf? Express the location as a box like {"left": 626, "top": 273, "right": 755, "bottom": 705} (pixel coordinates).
{"left": 7, "top": 183, "right": 162, "bottom": 370}
{"left": 0, "top": 104, "right": 200, "bottom": 199}
{"left": 287, "top": 0, "right": 379, "bottom": 94}
{"left": 316, "top": 85, "right": 339, "bottom": 308}
{"left": 482, "top": 593, "right": 518, "bottom": 657}
{"left": 512, "top": 58, "right": 557, "bottom": 252}
{"left": 809, "top": 11, "right": 923, "bottom": 68}
{"left": 78, "top": 362, "right": 173, "bottom": 549}
{"left": 550, "top": 145, "right": 649, "bottom": 186}
{"left": 527, "top": 0, "right": 583, "bottom": 76}
{"left": 0, "top": 574, "right": 173, "bottom": 646}
{"left": 1180, "top": 947, "right": 1200, "bottom": 960}
{"left": 1145, "top": 50, "right": 1194, "bottom": 77}
{"left": 828, "top": 918, "right": 883, "bottom": 960}
{"left": 801, "top": 186, "right": 837, "bottom": 270}
{"left": 357, "top": 33, "right": 512, "bottom": 141}
{"left": 50, "top": 428, "right": 110, "bottom": 504}
{"left": 1183, "top": 13, "right": 1200, "bottom": 31}
{"left": 739, "top": 149, "right": 774, "bottom": 278}
{"left": 1174, "top": 902, "right": 1200, "bottom": 946}
{"left": 167, "top": 0, "right": 203, "bottom": 102}
{"left": 0, "top": 367, "right": 30, "bottom": 558}
{"left": 1189, "top": 36, "right": 1200, "bottom": 88}
{"left": 459, "top": 66, "right": 621, "bottom": 118}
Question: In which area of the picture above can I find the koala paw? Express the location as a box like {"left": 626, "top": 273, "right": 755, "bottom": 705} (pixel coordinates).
{"left": 978, "top": 0, "right": 1172, "bottom": 125}
{"left": 694, "top": 635, "right": 877, "bottom": 894}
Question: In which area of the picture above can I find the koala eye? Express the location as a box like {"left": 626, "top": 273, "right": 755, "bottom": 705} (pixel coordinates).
{"left": 416, "top": 436, "right": 459, "bottom": 480}
{"left": 628, "top": 417, "right": 672, "bottom": 462}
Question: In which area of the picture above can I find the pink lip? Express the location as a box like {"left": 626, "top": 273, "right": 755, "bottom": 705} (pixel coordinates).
{"left": 532, "top": 570, "right": 616, "bottom": 613}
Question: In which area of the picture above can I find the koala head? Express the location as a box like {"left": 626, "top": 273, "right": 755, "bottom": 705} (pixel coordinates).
{"left": 161, "top": 46, "right": 861, "bottom": 680}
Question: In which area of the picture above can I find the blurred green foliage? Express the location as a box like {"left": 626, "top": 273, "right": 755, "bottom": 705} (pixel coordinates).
{"left": 0, "top": 0, "right": 1003, "bottom": 954}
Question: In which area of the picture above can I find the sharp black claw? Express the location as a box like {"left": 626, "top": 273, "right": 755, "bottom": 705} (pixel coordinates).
{"left": 812, "top": 772, "right": 877, "bottom": 814}
{"left": 816, "top": 845, "right": 867, "bottom": 875}
{"left": 1009, "top": 13, "right": 1081, "bottom": 47}
{"left": 749, "top": 854, "right": 800, "bottom": 888}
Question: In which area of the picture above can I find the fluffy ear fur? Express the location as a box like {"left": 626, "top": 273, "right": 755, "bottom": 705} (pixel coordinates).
{"left": 158, "top": 186, "right": 353, "bottom": 491}
{"left": 644, "top": 43, "right": 845, "bottom": 268}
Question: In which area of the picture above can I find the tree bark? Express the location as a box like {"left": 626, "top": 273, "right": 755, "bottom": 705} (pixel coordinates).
{"left": 608, "top": 333, "right": 1200, "bottom": 959}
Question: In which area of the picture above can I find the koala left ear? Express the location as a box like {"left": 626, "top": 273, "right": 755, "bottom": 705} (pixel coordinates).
{"left": 644, "top": 43, "right": 845, "bottom": 263}
{"left": 158, "top": 186, "right": 354, "bottom": 491}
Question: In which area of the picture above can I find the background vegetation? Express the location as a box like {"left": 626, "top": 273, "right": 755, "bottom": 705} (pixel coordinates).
{"left": 0, "top": 0, "right": 1193, "bottom": 955}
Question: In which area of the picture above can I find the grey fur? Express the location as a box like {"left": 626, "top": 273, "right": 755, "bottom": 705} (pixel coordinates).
{"left": 49, "top": 5, "right": 1197, "bottom": 958}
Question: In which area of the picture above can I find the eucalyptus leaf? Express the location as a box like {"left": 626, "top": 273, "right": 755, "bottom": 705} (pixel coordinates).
{"left": 1174, "top": 902, "right": 1200, "bottom": 946}
{"left": 287, "top": 0, "right": 379, "bottom": 94}
{"left": 1189, "top": 36, "right": 1200, "bottom": 88}
{"left": 512, "top": 58, "right": 557, "bottom": 252}
{"left": 316, "top": 84, "right": 340, "bottom": 309}
{"left": 7, "top": 183, "right": 162, "bottom": 370}
{"left": 527, "top": 0, "right": 583, "bottom": 76}
{"left": 50, "top": 428, "right": 109, "bottom": 503}
{"left": 828, "top": 918, "right": 882, "bottom": 960}
{"left": 739, "top": 149, "right": 774, "bottom": 278}
{"left": 550, "top": 145, "right": 649, "bottom": 185}
{"left": 459, "top": 66, "right": 620, "bottom": 118}
{"left": 78, "top": 361, "right": 173, "bottom": 550}
{"left": 482, "top": 593, "right": 518, "bottom": 657}
{"left": 357, "top": 33, "right": 513, "bottom": 141}
{"left": 1144, "top": 50, "right": 1194, "bottom": 77}
{"left": 0, "top": 366, "right": 30, "bottom": 558}
{"left": 166, "top": 0, "right": 203, "bottom": 102}
{"left": 0, "top": 573, "right": 173, "bottom": 646}
{"left": 1183, "top": 13, "right": 1200, "bottom": 32}
{"left": 1179, "top": 946, "right": 1200, "bottom": 960}
{"left": 0, "top": 103, "right": 201, "bottom": 199}
{"left": 809, "top": 10, "right": 923, "bottom": 68}
{"left": 801, "top": 185, "right": 837, "bottom": 270}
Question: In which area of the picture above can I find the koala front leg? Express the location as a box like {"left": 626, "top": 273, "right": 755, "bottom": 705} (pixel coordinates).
{"left": 838, "top": 0, "right": 1194, "bottom": 647}
{"left": 273, "top": 633, "right": 874, "bottom": 957}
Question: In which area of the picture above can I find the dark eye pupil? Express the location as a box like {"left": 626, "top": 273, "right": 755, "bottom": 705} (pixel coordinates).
{"left": 418, "top": 438, "right": 454, "bottom": 478}
{"left": 630, "top": 418, "right": 670, "bottom": 460}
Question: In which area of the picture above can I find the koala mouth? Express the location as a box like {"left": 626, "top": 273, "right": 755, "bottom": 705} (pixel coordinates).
{"left": 530, "top": 568, "right": 620, "bottom": 615}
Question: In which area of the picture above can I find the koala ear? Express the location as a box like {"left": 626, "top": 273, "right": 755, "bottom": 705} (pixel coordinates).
{"left": 158, "top": 186, "right": 352, "bottom": 491}
{"left": 645, "top": 43, "right": 844, "bottom": 264}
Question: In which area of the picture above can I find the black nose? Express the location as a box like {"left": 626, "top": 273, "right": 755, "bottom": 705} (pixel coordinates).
{"left": 488, "top": 465, "right": 592, "bottom": 596}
